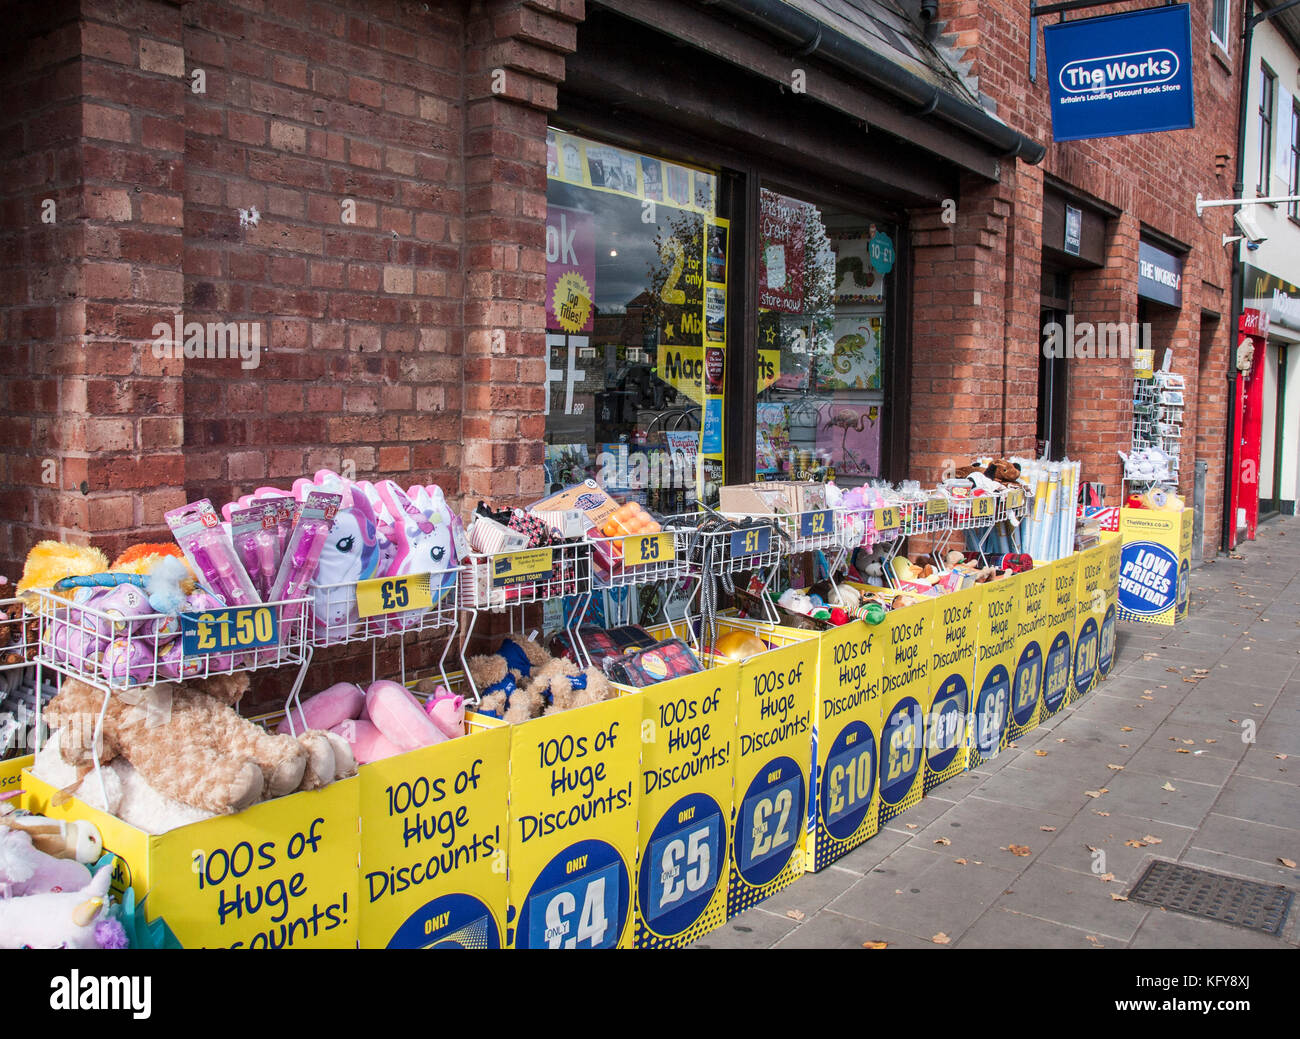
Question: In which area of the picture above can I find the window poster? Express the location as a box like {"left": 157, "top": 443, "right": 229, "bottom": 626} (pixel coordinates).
{"left": 545, "top": 204, "right": 596, "bottom": 334}
{"left": 758, "top": 189, "right": 809, "bottom": 313}
{"left": 816, "top": 401, "right": 881, "bottom": 479}
{"left": 829, "top": 230, "right": 886, "bottom": 305}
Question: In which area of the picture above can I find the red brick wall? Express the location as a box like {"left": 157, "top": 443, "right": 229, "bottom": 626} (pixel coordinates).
{"left": 918, "top": 0, "right": 1237, "bottom": 556}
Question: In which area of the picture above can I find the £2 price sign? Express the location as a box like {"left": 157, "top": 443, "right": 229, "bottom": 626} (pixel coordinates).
{"left": 182, "top": 606, "right": 278, "bottom": 655}
{"left": 798, "top": 510, "right": 833, "bottom": 539}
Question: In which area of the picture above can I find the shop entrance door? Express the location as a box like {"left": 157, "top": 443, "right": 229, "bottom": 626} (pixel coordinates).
{"left": 1261, "top": 343, "right": 1288, "bottom": 517}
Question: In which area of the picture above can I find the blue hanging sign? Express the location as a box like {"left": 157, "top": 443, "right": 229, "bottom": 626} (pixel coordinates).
{"left": 1044, "top": 4, "right": 1195, "bottom": 142}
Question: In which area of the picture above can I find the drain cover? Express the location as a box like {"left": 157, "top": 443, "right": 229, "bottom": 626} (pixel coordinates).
{"left": 1129, "top": 860, "right": 1294, "bottom": 936}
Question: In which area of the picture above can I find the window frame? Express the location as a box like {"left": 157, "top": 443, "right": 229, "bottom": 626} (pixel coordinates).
{"left": 1291, "top": 96, "right": 1300, "bottom": 224}
{"left": 1210, "top": 0, "right": 1231, "bottom": 56}
{"left": 1259, "top": 62, "right": 1276, "bottom": 195}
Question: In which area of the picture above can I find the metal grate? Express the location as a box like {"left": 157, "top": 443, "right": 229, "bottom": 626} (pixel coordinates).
{"left": 1128, "top": 860, "right": 1294, "bottom": 936}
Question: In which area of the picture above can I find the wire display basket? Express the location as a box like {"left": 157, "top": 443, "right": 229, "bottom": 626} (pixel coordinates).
{"left": 32, "top": 587, "right": 311, "bottom": 691}
{"left": 587, "top": 525, "right": 696, "bottom": 590}
{"left": 897, "top": 495, "right": 950, "bottom": 537}
{"left": 458, "top": 541, "right": 592, "bottom": 611}
{"left": 308, "top": 567, "right": 460, "bottom": 648}
{"left": 943, "top": 486, "right": 1027, "bottom": 531}
{"left": 671, "top": 511, "right": 783, "bottom": 576}
{"left": 768, "top": 507, "right": 845, "bottom": 556}
{"left": 0, "top": 597, "right": 39, "bottom": 673}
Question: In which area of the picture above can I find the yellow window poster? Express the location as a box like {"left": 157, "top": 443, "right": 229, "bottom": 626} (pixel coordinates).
{"left": 358, "top": 726, "right": 510, "bottom": 949}
{"left": 805, "top": 621, "right": 883, "bottom": 872}
{"left": 878, "top": 599, "right": 935, "bottom": 825}
{"left": 630, "top": 663, "right": 740, "bottom": 948}
{"left": 925, "top": 586, "right": 980, "bottom": 791}
{"left": 722, "top": 624, "right": 816, "bottom": 918}
{"left": 505, "top": 696, "right": 641, "bottom": 949}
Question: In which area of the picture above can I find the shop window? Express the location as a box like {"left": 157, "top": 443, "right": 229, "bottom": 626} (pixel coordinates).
{"left": 1259, "top": 63, "right": 1275, "bottom": 194}
{"left": 753, "top": 187, "right": 895, "bottom": 486}
{"left": 1211, "top": 0, "right": 1231, "bottom": 55}
{"left": 1290, "top": 97, "right": 1300, "bottom": 223}
{"left": 543, "top": 129, "right": 728, "bottom": 511}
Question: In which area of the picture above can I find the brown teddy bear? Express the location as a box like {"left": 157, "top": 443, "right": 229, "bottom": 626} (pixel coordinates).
{"left": 45, "top": 673, "right": 347, "bottom": 816}
{"left": 466, "top": 637, "right": 615, "bottom": 722}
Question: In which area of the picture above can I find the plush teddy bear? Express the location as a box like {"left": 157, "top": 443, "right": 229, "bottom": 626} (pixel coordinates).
{"left": 467, "top": 638, "right": 613, "bottom": 722}
{"left": 44, "top": 673, "right": 344, "bottom": 816}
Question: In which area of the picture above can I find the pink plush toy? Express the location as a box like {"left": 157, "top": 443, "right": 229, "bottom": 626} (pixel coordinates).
{"left": 364, "top": 680, "right": 446, "bottom": 752}
{"left": 330, "top": 718, "right": 404, "bottom": 765}
{"left": 425, "top": 689, "right": 465, "bottom": 740}
{"left": 278, "top": 682, "right": 366, "bottom": 735}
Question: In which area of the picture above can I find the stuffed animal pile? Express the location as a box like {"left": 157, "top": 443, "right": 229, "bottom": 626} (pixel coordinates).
{"left": 281, "top": 679, "right": 465, "bottom": 765}
{"left": 466, "top": 637, "right": 615, "bottom": 723}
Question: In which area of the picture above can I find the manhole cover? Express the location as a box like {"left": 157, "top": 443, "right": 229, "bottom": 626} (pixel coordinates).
{"left": 1129, "top": 860, "right": 1294, "bottom": 936}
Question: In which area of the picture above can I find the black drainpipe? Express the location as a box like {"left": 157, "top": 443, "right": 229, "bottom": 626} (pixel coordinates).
{"left": 702, "top": 0, "right": 1046, "bottom": 164}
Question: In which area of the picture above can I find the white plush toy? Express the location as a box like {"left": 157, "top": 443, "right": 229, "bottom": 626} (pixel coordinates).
{"left": 0, "top": 864, "right": 121, "bottom": 949}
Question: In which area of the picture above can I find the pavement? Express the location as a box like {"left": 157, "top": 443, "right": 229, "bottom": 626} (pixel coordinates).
{"left": 700, "top": 517, "right": 1300, "bottom": 949}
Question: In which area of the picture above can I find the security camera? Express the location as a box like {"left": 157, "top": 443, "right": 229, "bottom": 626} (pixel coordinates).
{"left": 1234, "top": 209, "right": 1268, "bottom": 245}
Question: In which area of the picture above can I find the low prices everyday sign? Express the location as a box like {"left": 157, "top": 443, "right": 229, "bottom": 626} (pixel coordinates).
{"left": 1044, "top": 4, "right": 1195, "bottom": 142}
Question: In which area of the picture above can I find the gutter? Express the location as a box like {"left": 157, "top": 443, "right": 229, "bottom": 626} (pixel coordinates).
{"left": 701, "top": 0, "right": 1047, "bottom": 164}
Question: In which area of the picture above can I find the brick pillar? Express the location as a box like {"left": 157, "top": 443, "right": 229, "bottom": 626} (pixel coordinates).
{"left": 0, "top": 0, "right": 186, "bottom": 576}
{"left": 462, "top": 0, "right": 583, "bottom": 509}
{"left": 1004, "top": 160, "right": 1045, "bottom": 458}
{"left": 908, "top": 172, "right": 1015, "bottom": 483}
{"left": 1066, "top": 212, "right": 1140, "bottom": 494}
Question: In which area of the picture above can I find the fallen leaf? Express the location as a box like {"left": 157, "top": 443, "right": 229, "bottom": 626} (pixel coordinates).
{"left": 862, "top": 940, "right": 889, "bottom": 949}
{"left": 1094, "top": 811, "right": 1110, "bottom": 817}
{"left": 1276, "top": 754, "right": 1289, "bottom": 760}
{"left": 905, "top": 823, "right": 919, "bottom": 830}
{"left": 1121, "top": 727, "right": 1134, "bottom": 733}
{"left": 954, "top": 858, "right": 968, "bottom": 865}
{"left": 1176, "top": 748, "right": 1190, "bottom": 754}
{"left": 934, "top": 836, "right": 952, "bottom": 846}
{"left": 1181, "top": 739, "right": 1196, "bottom": 745}
{"left": 1008, "top": 844, "right": 1031, "bottom": 857}
{"left": 1111, "top": 893, "right": 1128, "bottom": 901}
{"left": 1125, "top": 840, "right": 1147, "bottom": 848}
{"left": 932, "top": 932, "right": 951, "bottom": 945}
{"left": 1034, "top": 749, "right": 1049, "bottom": 757}
{"left": 1162, "top": 782, "right": 1176, "bottom": 791}
{"left": 1206, "top": 739, "right": 1217, "bottom": 744}
{"left": 786, "top": 909, "right": 805, "bottom": 921}
{"left": 1086, "top": 934, "right": 1103, "bottom": 946}
{"left": 1193, "top": 669, "right": 1208, "bottom": 676}
{"left": 1084, "top": 789, "right": 1106, "bottom": 798}
{"left": 1099, "top": 872, "right": 1115, "bottom": 882}
{"left": 1107, "top": 764, "right": 1125, "bottom": 770}
{"left": 1142, "top": 835, "right": 1163, "bottom": 845}
{"left": 1040, "top": 825, "right": 1057, "bottom": 832}
{"left": 1119, "top": 744, "right": 1129, "bottom": 749}
{"left": 1280, "top": 858, "right": 1297, "bottom": 869}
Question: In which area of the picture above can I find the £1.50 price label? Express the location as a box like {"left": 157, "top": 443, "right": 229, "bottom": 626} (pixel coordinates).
{"left": 729, "top": 526, "right": 771, "bottom": 558}
{"left": 355, "top": 573, "right": 433, "bottom": 618}
{"left": 623, "top": 533, "right": 674, "bottom": 568}
{"left": 181, "top": 606, "right": 278, "bottom": 655}
{"left": 798, "top": 510, "right": 833, "bottom": 539}
{"left": 873, "top": 507, "right": 900, "bottom": 533}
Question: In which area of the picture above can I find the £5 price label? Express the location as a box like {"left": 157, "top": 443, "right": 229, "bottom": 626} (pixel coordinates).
{"left": 623, "top": 533, "right": 674, "bottom": 568}
{"left": 181, "top": 606, "right": 278, "bottom": 655}
{"left": 355, "top": 573, "right": 433, "bottom": 618}
{"left": 798, "top": 510, "right": 832, "bottom": 538}
{"left": 644, "top": 804, "right": 723, "bottom": 930}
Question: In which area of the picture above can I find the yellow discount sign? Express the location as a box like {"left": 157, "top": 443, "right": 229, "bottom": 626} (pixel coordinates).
{"left": 1007, "top": 565, "right": 1051, "bottom": 745}
{"left": 358, "top": 725, "right": 510, "bottom": 949}
{"left": 355, "top": 574, "right": 433, "bottom": 618}
{"left": 878, "top": 598, "right": 935, "bottom": 826}
{"left": 1069, "top": 543, "right": 1107, "bottom": 707}
{"left": 925, "top": 497, "right": 949, "bottom": 518}
{"left": 969, "top": 571, "right": 1024, "bottom": 768}
{"left": 1098, "top": 533, "right": 1121, "bottom": 682}
{"left": 629, "top": 663, "right": 739, "bottom": 948}
{"left": 506, "top": 696, "right": 641, "bottom": 949}
{"left": 925, "top": 586, "right": 979, "bottom": 793}
{"left": 873, "top": 506, "right": 900, "bottom": 533}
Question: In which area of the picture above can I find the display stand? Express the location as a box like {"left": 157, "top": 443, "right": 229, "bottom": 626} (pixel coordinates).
{"left": 0, "top": 597, "right": 44, "bottom": 763}
{"left": 930, "top": 486, "right": 1027, "bottom": 566}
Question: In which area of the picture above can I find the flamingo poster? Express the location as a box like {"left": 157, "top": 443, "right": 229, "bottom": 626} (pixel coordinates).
{"left": 816, "top": 401, "right": 881, "bottom": 479}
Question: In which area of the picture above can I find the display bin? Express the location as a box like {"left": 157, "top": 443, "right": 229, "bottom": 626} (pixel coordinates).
{"left": 32, "top": 588, "right": 312, "bottom": 691}
{"left": 1039, "top": 556, "right": 1077, "bottom": 721}
{"left": 1006, "top": 564, "right": 1052, "bottom": 745}
{"left": 308, "top": 566, "right": 459, "bottom": 648}
{"left": 897, "top": 495, "right": 951, "bottom": 538}
{"left": 499, "top": 693, "right": 642, "bottom": 949}
{"left": 356, "top": 713, "right": 511, "bottom": 949}
{"left": 1068, "top": 543, "right": 1109, "bottom": 707}
{"left": 458, "top": 542, "right": 592, "bottom": 612}
{"left": 924, "top": 584, "right": 981, "bottom": 793}
{"left": 616, "top": 657, "right": 741, "bottom": 949}
{"left": 711, "top": 618, "right": 816, "bottom": 914}
{"left": 1116, "top": 508, "right": 1192, "bottom": 627}
{"left": 968, "top": 570, "right": 1025, "bottom": 768}
{"left": 787, "top": 614, "right": 884, "bottom": 872}
{"left": 586, "top": 525, "right": 697, "bottom": 590}
{"left": 1097, "top": 533, "right": 1122, "bottom": 683}
{"left": 768, "top": 507, "right": 846, "bottom": 557}
{"left": 19, "top": 768, "right": 360, "bottom": 949}
{"left": 1, "top": 752, "right": 31, "bottom": 795}
{"left": 876, "top": 595, "right": 936, "bottom": 826}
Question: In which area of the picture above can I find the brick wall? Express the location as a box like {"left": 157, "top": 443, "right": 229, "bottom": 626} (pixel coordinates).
{"left": 918, "top": 0, "right": 1238, "bottom": 556}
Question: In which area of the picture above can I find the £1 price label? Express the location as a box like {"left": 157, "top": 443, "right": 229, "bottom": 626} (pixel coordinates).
{"left": 729, "top": 526, "right": 771, "bottom": 558}
{"left": 181, "top": 606, "right": 278, "bottom": 655}
{"left": 798, "top": 510, "right": 832, "bottom": 538}
{"left": 623, "top": 533, "right": 674, "bottom": 568}
{"left": 355, "top": 573, "right": 433, "bottom": 618}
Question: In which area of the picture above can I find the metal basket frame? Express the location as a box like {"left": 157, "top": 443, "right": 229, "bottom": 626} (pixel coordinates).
{"left": 586, "top": 524, "right": 697, "bottom": 590}
{"left": 307, "top": 567, "right": 461, "bottom": 649}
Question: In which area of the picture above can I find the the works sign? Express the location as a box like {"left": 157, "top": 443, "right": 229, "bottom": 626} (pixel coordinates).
{"left": 1044, "top": 4, "right": 1195, "bottom": 142}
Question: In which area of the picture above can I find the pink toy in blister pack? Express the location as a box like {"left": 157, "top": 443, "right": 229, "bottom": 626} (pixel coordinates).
{"left": 165, "top": 499, "right": 262, "bottom": 608}
{"left": 231, "top": 503, "right": 283, "bottom": 600}
{"left": 266, "top": 492, "right": 340, "bottom": 626}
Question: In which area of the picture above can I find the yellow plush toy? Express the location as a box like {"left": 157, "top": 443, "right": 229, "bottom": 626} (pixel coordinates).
{"left": 16, "top": 541, "right": 109, "bottom": 610}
